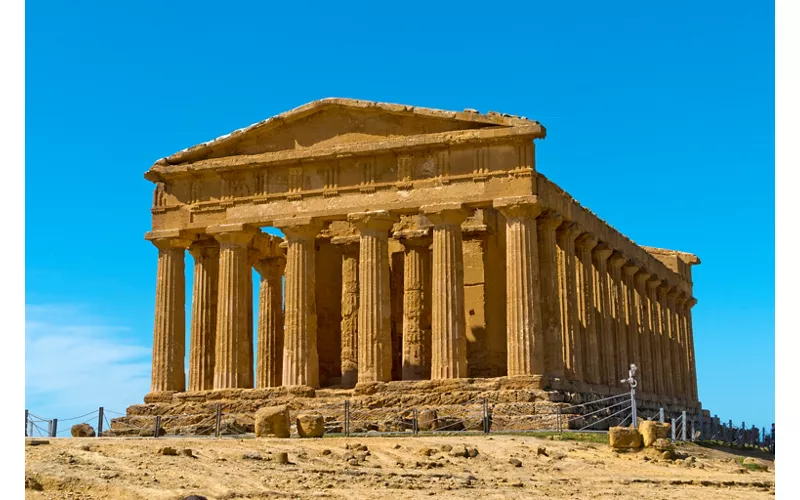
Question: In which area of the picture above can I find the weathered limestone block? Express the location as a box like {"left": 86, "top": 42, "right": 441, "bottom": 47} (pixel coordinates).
{"left": 639, "top": 420, "right": 671, "bottom": 447}
{"left": 296, "top": 414, "right": 325, "bottom": 438}
{"left": 70, "top": 423, "right": 96, "bottom": 437}
{"left": 608, "top": 426, "right": 642, "bottom": 449}
{"left": 418, "top": 409, "right": 438, "bottom": 431}
{"left": 255, "top": 405, "right": 290, "bottom": 438}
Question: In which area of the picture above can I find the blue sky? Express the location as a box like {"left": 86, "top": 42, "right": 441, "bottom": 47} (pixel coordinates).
{"left": 25, "top": 1, "right": 774, "bottom": 432}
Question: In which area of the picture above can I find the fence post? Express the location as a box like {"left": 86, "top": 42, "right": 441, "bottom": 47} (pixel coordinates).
{"left": 51, "top": 418, "right": 58, "bottom": 438}
{"left": 25, "top": 410, "right": 28, "bottom": 437}
{"left": 29, "top": 420, "right": 34, "bottom": 438}
{"left": 681, "top": 411, "right": 687, "bottom": 442}
{"left": 214, "top": 404, "right": 222, "bottom": 438}
{"left": 671, "top": 417, "right": 676, "bottom": 441}
{"left": 691, "top": 416, "right": 696, "bottom": 442}
{"left": 153, "top": 416, "right": 162, "bottom": 438}
{"left": 630, "top": 387, "right": 638, "bottom": 429}
{"left": 344, "top": 400, "right": 350, "bottom": 437}
{"left": 557, "top": 406, "right": 562, "bottom": 434}
{"left": 740, "top": 421, "right": 745, "bottom": 447}
{"left": 412, "top": 408, "right": 419, "bottom": 436}
{"left": 727, "top": 419, "right": 733, "bottom": 445}
{"left": 97, "top": 407, "right": 104, "bottom": 437}
{"left": 659, "top": 408, "right": 664, "bottom": 424}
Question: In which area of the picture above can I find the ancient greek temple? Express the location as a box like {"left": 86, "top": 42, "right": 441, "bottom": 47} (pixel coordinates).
{"left": 144, "top": 98, "right": 701, "bottom": 407}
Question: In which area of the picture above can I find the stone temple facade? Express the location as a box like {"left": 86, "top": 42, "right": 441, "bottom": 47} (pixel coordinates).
{"left": 142, "top": 98, "right": 701, "bottom": 414}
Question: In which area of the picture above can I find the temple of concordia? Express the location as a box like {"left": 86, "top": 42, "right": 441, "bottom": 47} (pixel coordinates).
{"left": 123, "top": 98, "right": 704, "bottom": 434}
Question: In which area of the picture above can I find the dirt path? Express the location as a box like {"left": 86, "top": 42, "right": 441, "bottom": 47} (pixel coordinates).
{"left": 25, "top": 434, "right": 774, "bottom": 499}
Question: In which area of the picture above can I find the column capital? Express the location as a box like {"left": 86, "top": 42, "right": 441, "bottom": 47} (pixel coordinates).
{"left": 348, "top": 210, "right": 396, "bottom": 232}
{"left": 274, "top": 217, "right": 323, "bottom": 240}
{"left": 656, "top": 282, "right": 670, "bottom": 296}
{"left": 395, "top": 230, "right": 432, "bottom": 248}
{"left": 536, "top": 211, "right": 564, "bottom": 231}
{"left": 146, "top": 229, "right": 194, "bottom": 250}
{"left": 646, "top": 276, "right": 663, "bottom": 289}
{"left": 666, "top": 288, "right": 680, "bottom": 300}
{"left": 249, "top": 231, "right": 284, "bottom": 261}
{"left": 591, "top": 242, "right": 613, "bottom": 261}
{"left": 675, "top": 292, "right": 688, "bottom": 305}
{"left": 188, "top": 238, "right": 220, "bottom": 259}
{"left": 609, "top": 251, "right": 627, "bottom": 269}
{"left": 493, "top": 195, "right": 543, "bottom": 219}
{"left": 331, "top": 234, "right": 360, "bottom": 249}
{"left": 207, "top": 223, "right": 259, "bottom": 247}
{"left": 421, "top": 203, "right": 471, "bottom": 226}
{"left": 254, "top": 256, "right": 286, "bottom": 277}
{"left": 575, "top": 232, "right": 598, "bottom": 251}
{"left": 634, "top": 270, "right": 652, "bottom": 284}
{"left": 556, "top": 221, "right": 582, "bottom": 241}
{"left": 686, "top": 297, "right": 698, "bottom": 308}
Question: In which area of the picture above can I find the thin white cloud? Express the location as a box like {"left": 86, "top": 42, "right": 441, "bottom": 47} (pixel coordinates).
{"left": 25, "top": 304, "right": 151, "bottom": 431}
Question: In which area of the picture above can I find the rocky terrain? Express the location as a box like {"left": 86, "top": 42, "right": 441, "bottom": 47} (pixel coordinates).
{"left": 25, "top": 434, "right": 774, "bottom": 499}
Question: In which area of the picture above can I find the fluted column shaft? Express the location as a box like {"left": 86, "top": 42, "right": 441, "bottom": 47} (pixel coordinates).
{"left": 336, "top": 240, "right": 360, "bottom": 387}
{"left": 609, "top": 253, "right": 627, "bottom": 386}
{"left": 674, "top": 294, "right": 688, "bottom": 400}
{"left": 592, "top": 244, "right": 614, "bottom": 386}
{"left": 255, "top": 257, "right": 285, "bottom": 388}
{"left": 634, "top": 271, "right": 653, "bottom": 394}
{"left": 494, "top": 197, "right": 545, "bottom": 376}
{"left": 576, "top": 233, "right": 599, "bottom": 384}
{"left": 188, "top": 241, "right": 219, "bottom": 392}
{"left": 211, "top": 230, "right": 255, "bottom": 389}
{"left": 685, "top": 298, "right": 699, "bottom": 401}
{"left": 349, "top": 211, "right": 395, "bottom": 383}
{"left": 556, "top": 223, "right": 583, "bottom": 381}
{"left": 621, "top": 262, "right": 640, "bottom": 383}
{"left": 646, "top": 277, "right": 663, "bottom": 396}
{"left": 656, "top": 284, "right": 673, "bottom": 397}
{"left": 150, "top": 237, "right": 191, "bottom": 394}
{"left": 423, "top": 204, "right": 470, "bottom": 379}
{"left": 537, "top": 212, "right": 565, "bottom": 378}
{"left": 279, "top": 221, "right": 322, "bottom": 387}
{"left": 399, "top": 236, "right": 432, "bottom": 380}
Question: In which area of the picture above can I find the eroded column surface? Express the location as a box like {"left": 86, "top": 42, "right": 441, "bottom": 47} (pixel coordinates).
{"left": 656, "top": 283, "right": 673, "bottom": 398}
{"left": 494, "top": 196, "right": 545, "bottom": 377}
{"left": 634, "top": 270, "right": 653, "bottom": 394}
{"left": 608, "top": 252, "right": 627, "bottom": 386}
{"left": 423, "top": 204, "right": 470, "bottom": 379}
{"left": 685, "top": 297, "right": 699, "bottom": 401}
{"left": 278, "top": 219, "right": 322, "bottom": 387}
{"left": 575, "top": 233, "right": 599, "bottom": 385}
{"left": 349, "top": 211, "right": 395, "bottom": 384}
{"left": 254, "top": 257, "right": 285, "bottom": 388}
{"left": 674, "top": 293, "right": 688, "bottom": 401}
{"left": 556, "top": 223, "right": 583, "bottom": 381}
{"left": 188, "top": 240, "right": 219, "bottom": 392}
{"left": 621, "top": 261, "right": 640, "bottom": 383}
{"left": 592, "top": 243, "right": 614, "bottom": 386}
{"left": 398, "top": 232, "right": 432, "bottom": 381}
{"left": 150, "top": 236, "right": 191, "bottom": 394}
{"left": 537, "top": 211, "right": 565, "bottom": 378}
{"left": 334, "top": 238, "right": 359, "bottom": 388}
{"left": 210, "top": 228, "right": 255, "bottom": 389}
{"left": 645, "top": 277, "right": 664, "bottom": 396}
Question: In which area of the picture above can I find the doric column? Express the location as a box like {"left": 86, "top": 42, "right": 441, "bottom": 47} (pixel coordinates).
{"left": 494, "top": 196, "right": 545, "bottom": 377}
{"left": 633, "top": 270, "right": 652, "bottom": 394}
{"left": 396, "top": 230, "right": 432, "bottom": 381}
{"left": 621, "top": 261, "right": 640, "bottom": 382}
{"left": 591, "top": 243, "right": 614, "bottom": 386}
{"left": 422, "top": 203, "right": 470, "bottom": 379}
{"left": 254, "top": 256, "right": 285, "bottom": 388}
{"left": 664, "top": 288, "right": 679, "bottom": 399}
{"left": 656, "top": 283, "right": 673, "bottom": 398}
{"left": 575, "top": 233, "right": 599, "bottom": 385}
{"left": 556, "top": 222, "right": 583, "bottom": 381}
{"left": 685, "top": 297, "right": 699, "bottom": 401}
{"left": 348, "top": 211, "right": 395, "bottom": 384}
{"left": 537, "top": 211, "right": 565, "bottom": 378}
{"left": 208, "top": 226, "right": 256, "bottom": 389}
{"left": 188, "top": 240, "right": 219, "bottom": 392}
{"left": 608, "top": 252, "right": 627, "bottom": 386}
{"left": 645, "top": 276, "right": 663, "bottom": 396}
{"left": 674, "top": 293, "right": 689, "bottom": 401}
{"left": 333, "top": 237, "right": 359, "bottom": 387}
{"left": 148, "top": 235, "right": 192, "bottom": 395}
{"left": 275, "top": 218, "right": 322, "bottom": 387}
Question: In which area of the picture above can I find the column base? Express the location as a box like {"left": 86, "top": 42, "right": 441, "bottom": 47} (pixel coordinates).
{"left": 144, "top": 391, "right": 178, "bottom": 403}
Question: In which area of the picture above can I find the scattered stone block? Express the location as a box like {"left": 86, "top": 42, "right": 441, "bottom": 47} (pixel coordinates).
{"left": 70, "top": 423, "right": 96, "bottom": 438}
{"left": 509, "top": 458, "right": 522, "bottom": 467}
{"left": 296, "top": 414, "right": 325, "bottom": 438}
{"left": 254, "top": 405, "right": 290, "bottom": 438}
{"left": 608, "top": 427, "right": 642, "bottom": 449}
{"left": 639, "top": 421, "right": 671, "bottom": 447}
{"left": 275, "top": 452, "right": 289, "bottom": 464}
{"left": 157, "top": 447, "right": 177, "bottom": 456}
{"left": 418, "top": 409, "right": 438, "bottom": 431}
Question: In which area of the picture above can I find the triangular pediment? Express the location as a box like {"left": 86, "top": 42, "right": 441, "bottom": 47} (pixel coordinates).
{"left": 160, "top": 98, "right": 539, "bottom": 165}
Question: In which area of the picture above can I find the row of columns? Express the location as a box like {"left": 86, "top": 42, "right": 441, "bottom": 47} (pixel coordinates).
{"left": 149, "top": 197, "right": 698, "bottom": 402}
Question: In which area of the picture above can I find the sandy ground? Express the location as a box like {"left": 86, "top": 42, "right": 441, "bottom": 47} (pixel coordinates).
{"left": 25, "top": 434, "right": 774, "bottom": 499}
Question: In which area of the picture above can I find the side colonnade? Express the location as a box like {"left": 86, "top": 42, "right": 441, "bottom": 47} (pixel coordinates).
{"left": 146, "top": 195, "right": 699, "bottom": 404}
